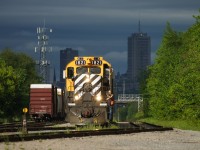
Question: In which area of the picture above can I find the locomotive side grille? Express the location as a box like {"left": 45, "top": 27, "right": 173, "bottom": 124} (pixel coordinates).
{"left": 74, "top": 74, "right": 101, "bottom": 98}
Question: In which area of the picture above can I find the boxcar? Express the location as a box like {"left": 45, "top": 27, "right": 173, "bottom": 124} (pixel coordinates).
{"left": 29, "top": 84, "right": 62, "bottom": 121}
{"left": 56, "top": 88, "right": 65, "bottom": 119}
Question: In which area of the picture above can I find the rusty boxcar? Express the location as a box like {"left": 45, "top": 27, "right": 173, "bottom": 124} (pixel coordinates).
{"left": 29, "top": 84, "right": 64, "bottom": 121}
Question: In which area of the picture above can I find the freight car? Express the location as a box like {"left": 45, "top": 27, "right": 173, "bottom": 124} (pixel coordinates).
{"left": 56, "top": 88, "right": 65, "bottom": 119}
{"left": 64, "top": 56, "right": 115, "bottom": 125}
{"left": 29, "top": 84, "right": 65, "bottom": 121}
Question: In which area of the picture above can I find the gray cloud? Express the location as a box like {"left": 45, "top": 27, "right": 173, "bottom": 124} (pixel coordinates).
{"left": 0, "top": 0, "right": 199, "bottom": 75}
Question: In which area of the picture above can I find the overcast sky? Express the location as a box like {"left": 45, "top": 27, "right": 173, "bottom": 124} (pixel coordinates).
{"left": 0, "top": 0, "right": 199, "bottom": 78}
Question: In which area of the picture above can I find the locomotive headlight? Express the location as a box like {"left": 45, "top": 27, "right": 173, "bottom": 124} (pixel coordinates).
{"left": 85, "top": 74, "right": 90, "bottom": 82}
{"left": 85, "top": 78, "right": 90, "bottom": 83}
{"left": 96, "top": 95, "right": 102, "bottom": 101}
{"left": 74, "top": 95, "right": 80, "bottom": 101}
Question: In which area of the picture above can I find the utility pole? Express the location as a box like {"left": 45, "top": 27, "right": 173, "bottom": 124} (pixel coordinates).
{"left": 35, "top": 21, "right": 52, "bottom": 83}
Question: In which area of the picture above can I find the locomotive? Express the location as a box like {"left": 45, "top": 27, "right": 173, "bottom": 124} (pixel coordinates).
{"left": 64, "top": 56, "right": 115, "bottom": 125}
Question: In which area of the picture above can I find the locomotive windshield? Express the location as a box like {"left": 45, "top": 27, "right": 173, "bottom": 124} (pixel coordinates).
{"left": 76, "top": 67, "right": 101, "bottom": 75}
{"left": 90, "top": 67, "right": 101, "bottom": 74}
{"left": 76, "top": 67, "right": 88, "bottom": 74}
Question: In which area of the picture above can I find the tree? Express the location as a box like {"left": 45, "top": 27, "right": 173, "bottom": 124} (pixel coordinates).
{"left": 178, "top": 11, "right": 200, "bottom": 119}
{"left": 0, "top": 48, "right": 41, "bottom": 118}
{"left": 146, "top": 22, "right": 183, "bottom": 119}
{"left": 146, "top": 11, "right": 200, "bottom": 120}
{"left": 0, "top": 60, "right": 18, "bottom": 117}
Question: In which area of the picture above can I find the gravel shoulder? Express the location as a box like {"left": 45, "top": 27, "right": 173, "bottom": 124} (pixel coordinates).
{"left": 1, "top": 129, "right": 200, "bottom": 150}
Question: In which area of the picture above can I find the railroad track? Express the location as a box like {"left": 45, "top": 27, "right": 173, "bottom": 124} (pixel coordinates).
{"left": 0, "top": 121, "right": 68, "bottom": 132}
{"left": 0, "top": 122, "right": 173, "bottom": 142}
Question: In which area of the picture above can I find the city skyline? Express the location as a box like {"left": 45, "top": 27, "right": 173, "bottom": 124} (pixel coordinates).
{"left": 0, "top": 0, "right": 199, "bottom": 76}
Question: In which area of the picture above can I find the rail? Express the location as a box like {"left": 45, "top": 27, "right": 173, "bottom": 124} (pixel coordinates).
{"left": 0, "top": 122, "right": 173, "bottom": 142}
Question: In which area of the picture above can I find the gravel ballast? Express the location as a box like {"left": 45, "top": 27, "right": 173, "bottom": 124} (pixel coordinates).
{"left": 1, "top": 129, "right": 200, "bottom": 150}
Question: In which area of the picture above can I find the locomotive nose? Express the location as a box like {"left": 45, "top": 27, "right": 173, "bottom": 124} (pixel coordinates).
{"left": 81, "top": 108, "right": 94, "bottom": 118}
{"left": 83, "top": 82, "right": 93, "bottom": 92}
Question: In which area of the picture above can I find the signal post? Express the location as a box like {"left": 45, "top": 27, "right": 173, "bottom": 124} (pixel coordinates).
{"left": 22, "top": 108, "right": 28, "bottom": 134}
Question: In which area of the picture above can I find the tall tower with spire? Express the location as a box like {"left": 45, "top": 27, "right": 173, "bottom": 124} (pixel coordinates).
{"left": 127, "top": 20, "right": 151, "bottom": 93}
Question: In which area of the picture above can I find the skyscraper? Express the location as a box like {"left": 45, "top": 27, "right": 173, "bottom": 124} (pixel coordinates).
{"left": 59, "top": 48, "right": 79, "bottom": 88}
{"left": 127, "top": 23, "right": 151, "bottom": 92}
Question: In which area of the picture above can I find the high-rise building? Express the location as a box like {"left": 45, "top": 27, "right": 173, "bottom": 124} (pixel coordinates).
{"left": 127, "top": 23, "right": 151, "bottom": 92}
{"left": 59, "top": 48, "right": 79, "bottom": 88}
